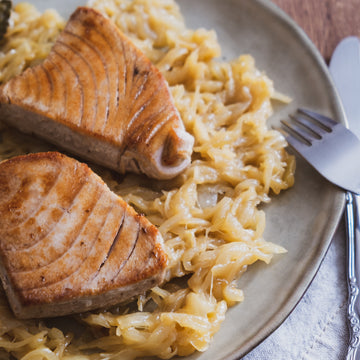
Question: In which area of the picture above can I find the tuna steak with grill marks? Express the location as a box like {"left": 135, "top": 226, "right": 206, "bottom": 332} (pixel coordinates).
{"left": 0, "top": 152, "right": 168, "bottom": 319}
{"left": 0, "top": 7, "right": 194, "bottom": 180}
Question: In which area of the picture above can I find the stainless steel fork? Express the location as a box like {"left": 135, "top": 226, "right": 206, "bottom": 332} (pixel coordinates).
{"left": 282, "top": 108, "right": 360, "bottom": 194}
{"left": 281, "top": 108, "right": 360, "bottom": 360}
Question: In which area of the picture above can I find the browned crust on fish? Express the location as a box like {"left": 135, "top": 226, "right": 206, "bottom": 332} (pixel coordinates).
{"left": 0, "top": 152, "right": 168, "bottom": 318}
{"left": 0, "top": 7, "right": 194, "bottom": 179}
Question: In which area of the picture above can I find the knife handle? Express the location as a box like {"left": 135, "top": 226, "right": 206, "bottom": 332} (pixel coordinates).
{"left": 345, "top": 192, "right": 360, "bottom": 360}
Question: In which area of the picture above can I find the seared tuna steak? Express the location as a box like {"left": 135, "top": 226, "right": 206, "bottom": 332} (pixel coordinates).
{"left": 0, "top": 7, "right": 194, "bottom": 179}
{"left": 0, "top": 152, "right": 168, "bottom": 319}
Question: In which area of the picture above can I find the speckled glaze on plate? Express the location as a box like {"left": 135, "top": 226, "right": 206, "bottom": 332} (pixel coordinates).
{"left": 12, "top": 0, "right": 346, "bottom": 358}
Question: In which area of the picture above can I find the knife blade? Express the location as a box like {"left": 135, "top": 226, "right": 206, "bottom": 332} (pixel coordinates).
{"left": 330, "top": 37, "right": 360, "bottom": 138}
{"left": 329, "top": 36, "right": 360, "bottom": 360}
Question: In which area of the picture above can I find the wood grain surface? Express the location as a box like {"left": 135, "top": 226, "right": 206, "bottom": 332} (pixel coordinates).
{"left": 272, "top": 0, "right": 360, "bottom": 63}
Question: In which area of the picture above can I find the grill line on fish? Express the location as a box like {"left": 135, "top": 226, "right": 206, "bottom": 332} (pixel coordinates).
{"left": 0, "top": 152, "right": 168, "bottom": 319}
{"left": 0, "top": 6, "right": 194, "bottom": 179}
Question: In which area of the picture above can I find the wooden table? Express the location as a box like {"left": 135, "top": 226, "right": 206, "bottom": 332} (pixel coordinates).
{"left": 272, "top": 0, "right": 360, "bottom": 63}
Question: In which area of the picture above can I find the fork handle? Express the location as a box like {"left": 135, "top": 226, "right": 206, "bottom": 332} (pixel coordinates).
{"left": 345, "top": 192, "right": 360, "bottom": 360}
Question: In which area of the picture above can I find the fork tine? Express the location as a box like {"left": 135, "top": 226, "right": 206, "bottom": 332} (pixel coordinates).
{"left": 282, "top": 129, "right": 311, "bottom": 154}
{"left": 298, "top": 108, "right": 338, "bottom": 130}
{"left": 291, "top": 113, "right": 329, "bottom": 139}
{"left": 280, "top": 119, "right": 313, "bottom": 145}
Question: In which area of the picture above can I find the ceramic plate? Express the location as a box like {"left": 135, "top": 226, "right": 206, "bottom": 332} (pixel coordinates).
{"left": 10, "top": 0, "right": 346, "bottom": 359}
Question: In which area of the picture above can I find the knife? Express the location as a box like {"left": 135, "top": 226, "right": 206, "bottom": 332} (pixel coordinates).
{"left": 329, "top": 36, "right": 360, "bottom": 360}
